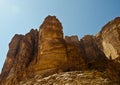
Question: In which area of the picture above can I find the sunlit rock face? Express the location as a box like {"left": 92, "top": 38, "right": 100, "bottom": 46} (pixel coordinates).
{"left": 0, "top": 16, "right": 69, "bottom": 85}
{"left": 96, "top": 17, "right": 120, "bottom": 60}
{"left": 36, "top": 16, "right": 68, "bottom": 71}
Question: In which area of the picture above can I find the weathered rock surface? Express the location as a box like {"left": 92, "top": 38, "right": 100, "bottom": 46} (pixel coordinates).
{"left": 19, "top": 71, "right": 115, "bottom": 85}
{"left": 36, "top": 16, "right": 67, "bottom": 71}
{"left": 0, "top": 29, "right": 38, "bottom": 84}
{"left": 0, "top": 34, "right": 24, "bottom": 83}
{"left": 95, "top": 17, "right": 120, "bottom": 60}
{"left": 13, "top": 29, "right": 38, "bottom": 82}
{"left": 65, "top": 36, "right": 86, "bottom": 71}
{"left": 79, "top": 35, "right": 108, "bottom": 70}
{"left": 0, "top": 16, "right": 120, "bottom": 85}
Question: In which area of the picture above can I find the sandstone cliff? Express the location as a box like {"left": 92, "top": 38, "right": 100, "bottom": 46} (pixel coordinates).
{"left": 0, "top": 34, "right": 24, "bottom": 83}
{"left": 95, "top": 17, "right": 120, "bottom": 60}
{"left": 37, "top": 16, "right": 67, "bottom": 71}
{"left": 0, "top": 16, "right": 120, "bottom": 85}
{"left": 79, "top": 35, "right": 108, "bottom": 70}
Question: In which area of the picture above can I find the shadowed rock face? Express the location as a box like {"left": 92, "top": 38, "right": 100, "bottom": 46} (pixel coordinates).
{"left": 0, "top": 16, "right": 120, "bottom": 85}
{"left": 0, "top": 29, "right": 38, "bottom": 84}
{"left": 0, "top": 35, "right": 23, "bottom": 83}
{"left": 65, "top": 36, "right": 86, "bottom": 70}
{"left": 14, "top": 29, "right": 38, "bottom": 81}
{"left": 79, "top": 35, "right": 108, "bottom": 70}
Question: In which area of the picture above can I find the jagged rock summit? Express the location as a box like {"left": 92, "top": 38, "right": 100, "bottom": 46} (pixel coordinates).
{"left": 0, "top": 16, "right": 120, "bottom": 85}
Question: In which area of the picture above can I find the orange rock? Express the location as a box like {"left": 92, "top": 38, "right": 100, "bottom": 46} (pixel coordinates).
{"left": 1, "top": 16, "right": 120, "bottom": 85}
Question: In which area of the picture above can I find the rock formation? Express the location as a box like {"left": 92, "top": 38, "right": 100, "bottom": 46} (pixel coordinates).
{"left": 0, "top": 16, "right": 120, "bottom": 85}
{"left": 65, "top": 36, "right": 86, "bottom": 70}
{"left": 37, "top": 16, "right": 67, "bottom": 71}
{"left": 79, "top": 35, "right": 108, "bottom": 70}
{"left": 14, "top": 29, "right": 38, "bottom": 82}
{"left": 95, "top": 17, "right": 120, "bottom": 60}
{"left": 19, "top": 70, "right": 112, "bottom": 85}
{"left": 0, "top": 29, "right": 38, "bottom": 84}
{"left": 0, "top": 34, "right": 24, "bottom": 83}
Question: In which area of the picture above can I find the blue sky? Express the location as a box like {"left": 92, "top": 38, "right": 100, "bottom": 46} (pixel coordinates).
{"left": 0, "top": 0, "right": 120, "bottom": 72}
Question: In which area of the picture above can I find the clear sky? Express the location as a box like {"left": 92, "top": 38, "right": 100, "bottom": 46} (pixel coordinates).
{"left": 0, "top": 0, "right": 120, "bottom": 72}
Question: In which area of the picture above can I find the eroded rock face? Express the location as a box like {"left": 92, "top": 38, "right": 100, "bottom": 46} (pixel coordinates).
{"left": 36, "top": 16, "right": 67, "bottom": 71}
{"left": 0, "top": 16, "right": 69, "bottom": 84}
{"left": 65, "top": 36, "right": 86, "bottom": 70}
{"left": 14, "top": 29, "right": 38, "bottom": 82}
{"left": 79, "top": 35, "right": 107, "bottom": 70}
{"left": 96, "top": 17, "right": 120, "bottom": 60}
{"left": 0, "top": 16, "right": 120, "bottom": 85}
{"left": 0, "top": 34, "right": 23, "bottom": 83}
{"left": 0, "top": 29, "right": 38, "bottom": 84}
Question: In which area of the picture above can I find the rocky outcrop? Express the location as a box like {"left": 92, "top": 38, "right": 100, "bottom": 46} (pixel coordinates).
{"left": 36, "top": 16, "right": 67, "bottom": 71}
{"left": 0, "top": 34, "right": 23, "bottom": 83}
{"left": 65, "top": 36, "right": 86, "bottom": 70}
{"left": 80, "top": 35, "right": 108, "bottom": 70}
{"left": 95, "top": 17, "right": 120, "bottom": 60}
{"left": 0, "top": 29, "right": 38, "bottom": 84}
{"left": 13, "top": 29, "right": 38, "bottom": 82}
{"left": 0, "top": 16, "right": 120, "bottom": 84}
{"left": 19, "top": 70, "right": 114, "bottom": 85}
